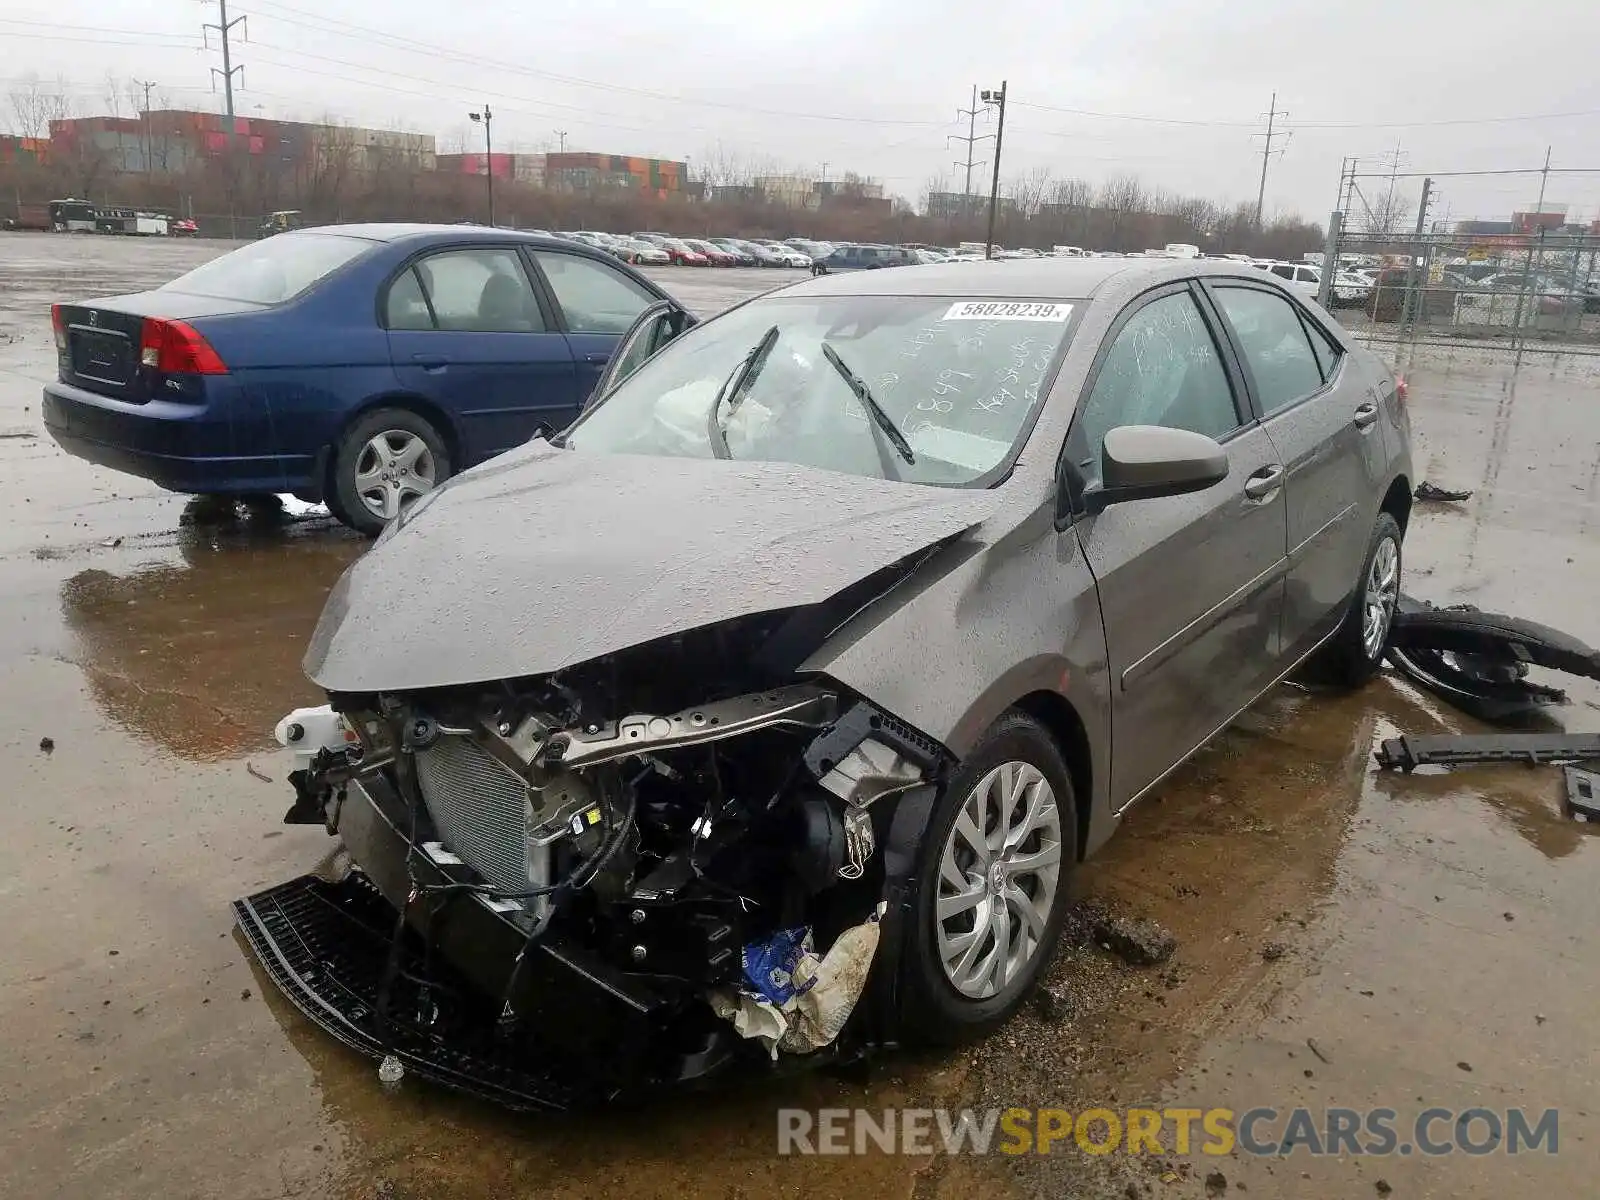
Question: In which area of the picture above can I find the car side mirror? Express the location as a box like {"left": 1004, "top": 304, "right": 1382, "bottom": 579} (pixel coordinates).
{"left": 1080, "top": 425, "right": 1229, "bottom": 515}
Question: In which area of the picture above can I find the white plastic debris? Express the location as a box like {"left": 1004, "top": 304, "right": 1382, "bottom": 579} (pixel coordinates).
{"left": 707, "top": 990, "right": 789, "bottom": 1059}
{"left": 708, "top": 902, "right": 886, "bottom": 1057}
{"left": 780, "top": 903, "right": 885, "bottom": 1054}
{"left": 377, "top": 1054, "right": 405, "bottom": 1090}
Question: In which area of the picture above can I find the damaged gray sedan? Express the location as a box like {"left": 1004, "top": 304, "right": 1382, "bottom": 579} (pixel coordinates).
{"left": 238, "top": 258, "right": 1413, "bottom": 1108}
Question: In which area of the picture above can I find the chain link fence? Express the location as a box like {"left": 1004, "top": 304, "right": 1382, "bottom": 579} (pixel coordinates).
{"left": 1317, "top": 199, "right": 1600, "bottom": 361}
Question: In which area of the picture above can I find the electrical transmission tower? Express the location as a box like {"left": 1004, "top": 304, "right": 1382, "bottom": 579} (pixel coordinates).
{"left": 948, "top": 86, "right": 993, "bottom": 217}
{"left": 202, "top": 0, "right": 247, "bottom": 124}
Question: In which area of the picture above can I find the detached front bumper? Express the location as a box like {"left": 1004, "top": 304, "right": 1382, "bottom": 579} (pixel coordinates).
{"left": 237, "top": 772, "right": 741, "bottom": 1109}
{"left": 236, "top": 873, "right": 590, "bottom": 1111}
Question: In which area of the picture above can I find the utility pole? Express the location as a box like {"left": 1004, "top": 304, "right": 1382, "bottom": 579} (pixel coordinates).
{"left": 1253, "top": 91, "right": 1289, "bottom": 227}
{"left": 982, "top": 81, "right": 1007, "bottom": 259}
{"left": 553, "top": 129, "right": 568, "bottom": 153}
{"left": 133, "top": 78, "right": 156, "bottom": 174}
{"left": 470, "top": 105, "right": 494, "bottom": 225}
{"left": 949, "top": 85, "right": 993, "bottom": 218}
{"left": 1401, "top": 177, "right": 1433, "bottom": 331}
{"left": 203, "top": 0, "right": 246, "bottom": 126}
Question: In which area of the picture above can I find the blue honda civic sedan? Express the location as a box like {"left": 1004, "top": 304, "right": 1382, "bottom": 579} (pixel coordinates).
{"left": 43, "top": 224, "right": 686, "bottom": 533}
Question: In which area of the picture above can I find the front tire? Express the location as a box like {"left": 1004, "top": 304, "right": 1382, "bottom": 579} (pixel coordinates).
{"left": 900, "top": 711, "right": 1077, "bottom": 1044}
{"left": 1313, "top": 511, "right": 1402, "bottom": 686}
{"left": 331, "top": 408, "right": 451, "bottom": 537}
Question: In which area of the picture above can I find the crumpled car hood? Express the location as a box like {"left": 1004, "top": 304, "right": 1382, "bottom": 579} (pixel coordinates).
{"left": 305, "top": 443, "right": 1001, "bottom": 692}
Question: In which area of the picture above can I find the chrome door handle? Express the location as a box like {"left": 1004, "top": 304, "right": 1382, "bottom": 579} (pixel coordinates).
{"left": 1353, "top": 402, "right": 1379, "bottom": 429}
{"left": 1244, "top": 465, "right": 1284, "bottom": 500}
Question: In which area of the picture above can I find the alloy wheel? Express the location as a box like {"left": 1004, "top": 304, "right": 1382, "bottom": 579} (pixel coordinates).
{"left": 935, "top": 761, "right": 1064, "bottom": 999}
{"left": 1362, "top": 535, "right": 1400, "bottom": 659}
{"left": 353, "top": 429, "right": 437, "bottom": 522}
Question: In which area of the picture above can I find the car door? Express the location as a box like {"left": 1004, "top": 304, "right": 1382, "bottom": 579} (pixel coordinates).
{"left": 582, "top": 300, "right": 697, "bottom": 412}
{"left": 528, "top": 248, "right": 664, "bottom": 402}
{"left": 384, "top": 246, "right": 578, "bottom": 465}
{"left": 1064, "top": 283, "right": 1289, "bottom": 809}
{"left": 1205, "top": 279, "right": 1385, "bottom": 661}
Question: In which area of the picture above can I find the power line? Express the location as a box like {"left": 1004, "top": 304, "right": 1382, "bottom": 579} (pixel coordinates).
{"left": 243, "top": 0, "right": 944, "bottom": 127}
{"left": 0, "top": 30, "right": 199, "bottom": 50}
{"left": 1013, "top": 96, "right": 1600, "bottom": 132}
{"left": 1253, "top": 91, "right": 1289, "bottom": 226}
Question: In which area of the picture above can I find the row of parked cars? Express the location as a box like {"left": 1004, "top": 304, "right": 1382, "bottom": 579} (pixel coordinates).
{"left": 537, "top": 230, "right": 823, "bottom": 269}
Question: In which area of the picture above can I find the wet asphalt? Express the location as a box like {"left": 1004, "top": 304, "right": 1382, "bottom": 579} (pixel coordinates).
{"left": 1, "top": 232, "right": 1596, "bottom": 1200}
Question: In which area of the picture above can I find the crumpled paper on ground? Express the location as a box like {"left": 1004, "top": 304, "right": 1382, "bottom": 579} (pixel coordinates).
{"left": 708, "top": 902, "right": 886, "bottom": 1058}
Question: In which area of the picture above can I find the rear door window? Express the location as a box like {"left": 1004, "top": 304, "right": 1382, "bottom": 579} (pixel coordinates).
{"left": 406, "top": 248, "right": 545, "bottom": 333}
{"left": 1213, "top": 285, "right": 1325, "bottom": 415}
{"left": 1301, "top": 312, "right": 1344, "bottom": 382}
{"left": 384, "top": 267, "right": 434, "bottom": 331}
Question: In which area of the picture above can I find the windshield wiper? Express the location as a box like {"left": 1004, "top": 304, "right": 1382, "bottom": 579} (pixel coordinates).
{"left": 820, "top": 342, "right": 916, "bottom": 467}
{"left": 706, "top": 324, "right": 780, "bottom": 459}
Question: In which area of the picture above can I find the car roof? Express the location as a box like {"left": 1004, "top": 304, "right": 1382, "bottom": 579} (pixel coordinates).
{"left": 284, "top": 222, "right": 636, "bottom": 264}
{"left": 779, "top": 256, "right": 1260, "bottom": 300}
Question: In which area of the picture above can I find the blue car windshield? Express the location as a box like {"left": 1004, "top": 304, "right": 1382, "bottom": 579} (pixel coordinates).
{"left": 161, "top": 232, "right": 374, "bottom": 304}
{"left": 565, "top": 294, "right": 1079, "bottom": 487}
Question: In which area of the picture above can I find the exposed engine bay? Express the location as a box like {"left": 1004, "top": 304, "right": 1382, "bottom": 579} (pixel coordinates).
{"left": 246, "top": 616, "right": 949, "bottom": 1107}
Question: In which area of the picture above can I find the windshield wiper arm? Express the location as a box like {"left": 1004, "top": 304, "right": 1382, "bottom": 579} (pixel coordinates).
{"left": 820, "top": 342, "right": 916, "bottom": 467}
{"left": 705, "top": 325, "right": 780, "bottom": 459}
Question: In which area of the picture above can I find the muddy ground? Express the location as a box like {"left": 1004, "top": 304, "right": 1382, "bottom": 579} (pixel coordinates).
{"left": 0, "top": 232, "right": 1596, "bottom": 1199}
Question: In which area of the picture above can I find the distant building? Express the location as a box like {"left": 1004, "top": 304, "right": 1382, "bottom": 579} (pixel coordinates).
{"left": 710, "top": 184, "right": 765, "bottom": 205}
{"left": 1512, "top": 209, "right": 1567, "bottom": 234}
{"left": 436, "top": 152, "right": 545, "bottom": 185}
{"left": 541, "top": 152, "right": 688, "bottom": 197}
{"left": 755, "top": 174, "right": 820, "bottom": 209}
{"left": 45, "top": 111, "right": 435, "bottom": 176}
{"left": 926, "top": 191, "right": 984, "bottom": 218}
{"left": 0, "top": 135, "right": 49, "bottom": 167}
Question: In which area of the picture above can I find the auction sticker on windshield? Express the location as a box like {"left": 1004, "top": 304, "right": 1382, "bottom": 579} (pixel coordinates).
{"left": 943, "top": 301, "right": 1073, "bottom": 322}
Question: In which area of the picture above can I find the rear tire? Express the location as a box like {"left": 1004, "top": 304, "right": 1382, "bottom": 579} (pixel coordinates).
{"left": 900, "top": 711, "right": 1077, "bottom": 1044}
{"left": 331, "top": 408, "right": 451, "bottom": 537}
{"left": 1313, "top": 511, "right": 1402, "bottom": 687}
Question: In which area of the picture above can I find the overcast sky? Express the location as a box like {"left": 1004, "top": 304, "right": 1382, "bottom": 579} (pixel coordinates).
{"left": 7, "top": 0, "right": 1600, "bottom": 222}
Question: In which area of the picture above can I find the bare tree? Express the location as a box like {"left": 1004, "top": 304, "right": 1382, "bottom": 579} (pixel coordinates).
{"left": 1099, "top": 174, "right": 1148, "bottom": 249}
{"left": 1364, "top": 184, "right": 1413, "bottom": 237}
{"left": 8, "top": 73, "right": 75, "bottom": 139}
{"left": 103, "top": 71, "right": 124, "bottom": 118}
{"left": 1006, "top": 166, "right": 1053, "bottom": 218}
{"left": 693, "top": 143, "right": 754, "bottom": 188}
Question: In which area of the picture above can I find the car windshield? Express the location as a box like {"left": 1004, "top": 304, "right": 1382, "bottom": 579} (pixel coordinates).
{"left": 565, "top": 293, "right": 1078, "bottom": 487}
{"left": 161, "top": 232, "right": 372, "bottom": 304}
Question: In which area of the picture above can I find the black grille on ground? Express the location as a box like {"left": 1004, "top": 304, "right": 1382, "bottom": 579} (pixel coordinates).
{"left": 234, "top": 873, "right": 586, "bottom": 1111}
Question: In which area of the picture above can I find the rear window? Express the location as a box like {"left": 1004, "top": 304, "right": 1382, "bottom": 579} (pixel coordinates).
{"left": 160, "top": 232, "right": 373, "bottom": 304}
